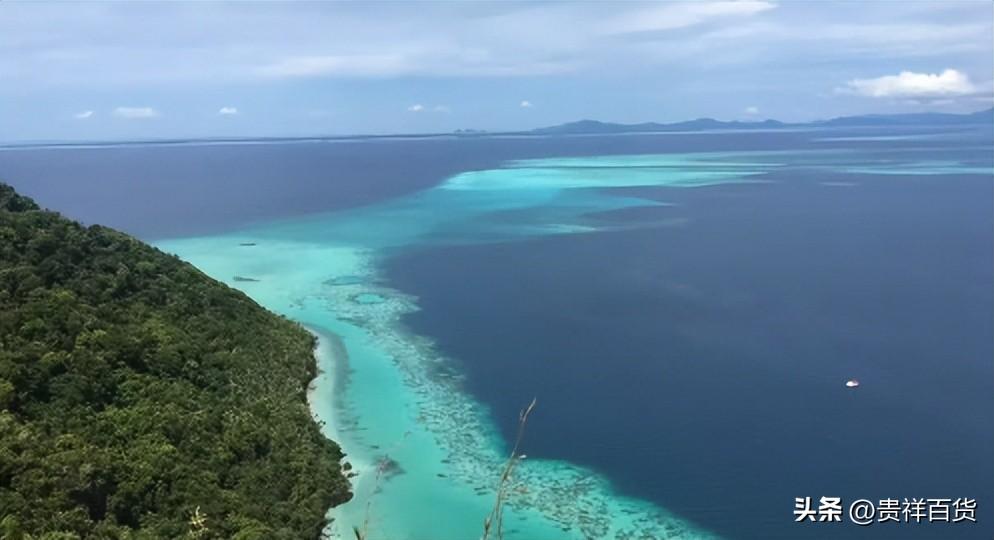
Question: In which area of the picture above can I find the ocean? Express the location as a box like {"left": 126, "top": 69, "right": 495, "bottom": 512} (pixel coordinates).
{"left": 2, "top": 125, "right": 991, "bottom": 539}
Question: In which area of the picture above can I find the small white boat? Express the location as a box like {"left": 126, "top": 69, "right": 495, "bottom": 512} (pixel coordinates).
{"left": 845, "top": 379, "right": 860, "bottom": 388}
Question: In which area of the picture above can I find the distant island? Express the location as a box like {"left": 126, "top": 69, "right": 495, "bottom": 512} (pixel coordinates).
{"left": 4, "top": 108, "right": 990, "bottom": 150}
{"left": 0, "top": 183, "right": 350, "bottom": 538}
{"left": 532, "top": 107, "right": 994, "bottom": 135}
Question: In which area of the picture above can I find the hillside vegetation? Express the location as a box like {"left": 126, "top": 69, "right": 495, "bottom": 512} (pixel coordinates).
{"left": 0, "top": 183, "right": 351, "bottom": 539}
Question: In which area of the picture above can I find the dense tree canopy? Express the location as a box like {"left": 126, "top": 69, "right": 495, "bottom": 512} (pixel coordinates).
{"left": 0, "top": 183, "right": 351, "bottom": 539}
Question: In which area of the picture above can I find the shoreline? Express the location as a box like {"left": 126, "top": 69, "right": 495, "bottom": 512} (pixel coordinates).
{"left": 305, "top": 325, "right": 377, "bottom": 539}
{"left": 296, "top": 271, "right": 717, "bottom": 540}
{"left": 156, "top": 236, "right": 719, "bottom": 539}
{"left": 153, "top": 152, "right": 741, "bottom": 538}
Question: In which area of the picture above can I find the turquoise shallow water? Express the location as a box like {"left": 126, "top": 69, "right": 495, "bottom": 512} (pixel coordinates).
{"left": 155, "top": 149, "right": 990, "bottom": 539}
{"left": 157, "top": 152, "right": 785, "bottom": 539}
{"left": 155, "top": 236, "right": 716, "bottom": 540}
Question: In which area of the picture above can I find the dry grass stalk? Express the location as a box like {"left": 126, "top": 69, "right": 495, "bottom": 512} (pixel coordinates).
{"left": 482, "top": 398, "right": 537, "bottom": 540}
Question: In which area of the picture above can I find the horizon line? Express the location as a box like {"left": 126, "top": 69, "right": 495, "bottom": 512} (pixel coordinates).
{"left": 1, "top": 106, "right": 990, "bottom": 149}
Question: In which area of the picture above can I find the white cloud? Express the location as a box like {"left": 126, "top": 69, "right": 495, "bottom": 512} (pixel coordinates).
{"left": 257, "top": 54, "right": 409, "bottom": 78}
{"left": 603, "top": 1, "right": 776, "bottom": 34}
{"left": 844, "top": 69, "right": 977, "bottom": 98}
{"left": 218, "top": 106, "right": 239, "bottom": 115}
{"left": 520, "top": 100, "right": 533, "bottom": 108}
{"left": 1, "top": 1, "right": 987, "bottom": 92}
{"left": 407, "top": 104, "right": 450, "bottom": 113}
{"left": 744, "top": 106, "right": 759, "bottom": 114}
{"left": 0, "top": 1, "right": 795, "bottom": 89}
{"left": 113, "top": 106, "right": 159, "bottom": 119}
{"left": 2, "top": 1, "right": 993, "bottom": 140}
{"left": 73, "top": 110, "right": 94, "bottom": 119}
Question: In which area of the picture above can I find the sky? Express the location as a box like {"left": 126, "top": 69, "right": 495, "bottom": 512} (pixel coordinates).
{"left": 1, "top": 1, "right": 992, "bottom": 142}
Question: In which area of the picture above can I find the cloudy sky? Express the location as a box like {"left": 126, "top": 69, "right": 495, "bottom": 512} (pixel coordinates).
{"left": 1, "top": 1, "right": 991, "bottom": 141}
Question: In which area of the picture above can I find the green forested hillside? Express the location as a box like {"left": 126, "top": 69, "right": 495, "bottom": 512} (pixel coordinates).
{"left": 0, "top": 183, "right": 351, "bottom": 539}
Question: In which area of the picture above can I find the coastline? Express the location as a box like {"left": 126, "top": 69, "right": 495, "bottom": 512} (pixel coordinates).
{"left": 152, "top": 150, "right": 756, "bottom": 538}
{"left": 289, "top": 250, "right": 715, "bottom": 539}
{"left": 297, "top": 270, "right": 717, "bottom": 540}
{"left": 21, "top": 126, "right": 985, "bottom": 540}
{"left": 305, "top": 325, "right": 376, "bottom": 538}
{"left": 295, "top": 285, "right": 578, "bottom": 540}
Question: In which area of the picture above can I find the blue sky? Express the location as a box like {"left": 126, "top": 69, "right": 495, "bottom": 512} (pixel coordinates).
{"left": 1, "top": 1, "right": 992, "bottom": 142}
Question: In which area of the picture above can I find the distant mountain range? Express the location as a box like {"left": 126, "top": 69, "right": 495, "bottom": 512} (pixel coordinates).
{"left": 532, "top": 107, "right": 994, "bottom": 135}
{"left": 4, "top": 108, "right": 991, "bottom": 149}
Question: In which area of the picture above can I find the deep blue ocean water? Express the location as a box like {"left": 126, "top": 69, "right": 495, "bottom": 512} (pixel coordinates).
{"left": 2, "top": 126, "right": 991, "bottom": 539}
{"left": 386, "top": 168, "right": 993, "bottom": 539}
